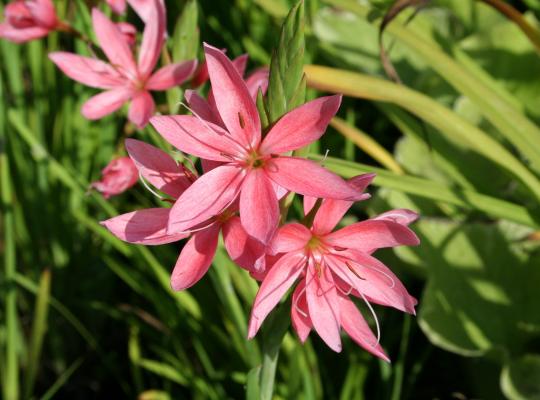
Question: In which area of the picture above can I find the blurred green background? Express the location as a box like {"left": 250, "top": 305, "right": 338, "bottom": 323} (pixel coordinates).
{"left": 1, "top": 0, "right": 540, "bottom": 398}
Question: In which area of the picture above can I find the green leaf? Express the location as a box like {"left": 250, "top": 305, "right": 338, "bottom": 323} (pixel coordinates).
{"left": 266, "top": 0, "right": 306, "bottom": 124}
{"left": 501, "top": 354, "right": 540, "bottom": 400}
{"left": 172, "top": 0, "right": 200, "bottom": 62}
{"left": 313, "top": 155, "right": 539, "bottom": 228}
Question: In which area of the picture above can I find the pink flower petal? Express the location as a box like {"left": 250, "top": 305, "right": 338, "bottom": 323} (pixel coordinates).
{"left": 268, "top": 223, "right": 311, "bottom": 255}
{"left": 372, "top": 208, "right": 419, "bottom": 226}
{"left": 338, "top": 293, "right": 390, "bottom": 362}
{"left": 101, "top": 208, "right": 188, "bottom": 245}
{"left": 261, "top": 95, "right": 341, "bottom": 155}
{"left": 324, "top": 220, "right": 420, "bottom": 252}
{"left": 128, "top": 0, "right": 165, "bottom": 23}
{"left": 0, "top": 23, "right": 49, "bottom": 43}
{"left": 222, "top": 216, "right": 266, "bottom": 272}
{"left": 128, "top": 90, "right": 155, "bottom": 128}
{"left": 81, "top": 87, "right": 132, "bottom": 120}
{"left": 240, "top": 169, "right": 279, "bottom": 244}
{"left": 125, "top": 138, "right": 192, "bottom": 199}
{"left": 204, "top": 44, "right": 261, "bottom": 148}
{"left": 92, "top": 8, "right": 137, "bottom": 77}
{"left": 106, "top": 0, "right": 127, "bottom": 14}
{"left": 291, "top": 280, "right": 312, "bottom": 342}
{"left": 150, "top": 115, "right": 243, "bottom": 162}
{"left": 168, "top": 165, "right": 245, "bottom": 233}
{"left": 309, "top": 174, "right": 375, "bottom": 235}
{"left": 170, "top": 224, "right": 220, "bottom": 291}
{"left": 306, "top": 261, "right": 342, "bottom": 352}
{"left": 184, "top": 90, "right": 220, "bottom": 124}
{"left": 248, "top": 252, "right": 306, "bottom": 338}
{"left": 137, "top": 0, "right": 166, "bottom": 79}
{"left": 146, "top": 60, "right": 198, "bottom": 90}
{"left": 27, "top": 0, "right": 58, "bottom": 28}
{"left": 265, "top": 157, "right": 363, "bottom": 200}
{"left": 245, "top": 67, "right": 269, "bottom": 100}
{"left": 325, "top": 251, "right": 417, "bottom": 314}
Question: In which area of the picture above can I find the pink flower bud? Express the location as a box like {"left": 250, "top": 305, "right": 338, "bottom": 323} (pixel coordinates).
{"left": 0, "top": 0, "right": 59, "bottom": 43}
{"left": 91, "top": 156, "right": 139, "bottom": 199}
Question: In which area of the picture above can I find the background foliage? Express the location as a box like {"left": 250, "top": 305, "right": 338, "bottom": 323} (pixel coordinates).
{"left": 1, "top": 0, "right": 540, "bottom": 398}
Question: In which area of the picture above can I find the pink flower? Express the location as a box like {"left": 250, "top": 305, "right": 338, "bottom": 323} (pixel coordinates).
{"left": 49, "top": 0, "right": 197, "bottom": 128}
{"left": 0, "top": 0, "right": 59, "bottom": 43}
{"left": 247, "top": 174, "right": 420, "bottom": 358}
{"left": 106, "top": 0, "right": 127, "bottom": 14}
{"left": 101, "top": 139, "right": 265, "bottom": 290}
{"left": 91, "top": 156, "right": 139, "bottom": 199}
{"left": 116, "top": 22, "right": 136, "bottom": 47}
{"left": 151, "top": 44, "right": 363, "bottom": 245}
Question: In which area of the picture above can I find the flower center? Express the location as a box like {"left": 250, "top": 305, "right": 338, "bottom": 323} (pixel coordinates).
{"left": 306, "top": 235, "right": 322, "bottom": 250}
{"left": 245, "top": 151, "right": 266, "bottom": 169}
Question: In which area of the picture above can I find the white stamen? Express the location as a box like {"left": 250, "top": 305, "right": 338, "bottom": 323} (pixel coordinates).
{"left": 139, "top": 172, "right": 165, "bottom": 200}
{"left": 359, "top": 291, "right": 381, "bottom": 346}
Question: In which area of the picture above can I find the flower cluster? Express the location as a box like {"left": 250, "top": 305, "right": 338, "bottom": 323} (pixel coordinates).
{"left": 1, "top": 0, "right": 420, "bottom": 359}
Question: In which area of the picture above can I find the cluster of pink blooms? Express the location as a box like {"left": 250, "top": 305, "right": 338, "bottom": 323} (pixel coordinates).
{"left": 1, "top": 0, "right": 420, "bottom": 359}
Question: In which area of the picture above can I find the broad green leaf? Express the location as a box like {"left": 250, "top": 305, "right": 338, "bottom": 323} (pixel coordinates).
{"left": 501, "top": 354, "right": 540, "bottom": 400}
{"left": 304, "top": 65, "right": 540, "bottom": 202}
{"left": 314, "top": 155, "right": 539, "bottom": 228}
{"left": 172, "top": 0, "right": 200, "bottom": 62}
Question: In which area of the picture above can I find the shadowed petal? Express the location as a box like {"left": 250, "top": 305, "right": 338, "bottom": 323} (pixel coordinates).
{"left": 248, "top": 252, "right": 306, "bottom": 338}
{"left": 306, "top": 261, "right": 342, "bottom": 352}
{"left": 150, "top": 115, "right": 243, "bottom": 162}
{"left": 125, "top": 139, "right": 191, "bottom": 198}
{"left": 291, "top": 280, "right": 312, "bottom": 342}
{"left": 128, "top": 91, "right": 155, "bottom": 128}
{"left": 101, "top": 208, "right": 188, "bottom": 245}
{"left": 184, "top": 90, "right": 220, "bottom": 124}
{"left": 338, "top": 293, "right": 390, "bottom": 362}
{"left": 146, "top": 60, "right": 197, "bottom": 90}
{"left": 82, "top": 88, "right": 132, "bottom": 119}
{"left": 223, "top": 216, "right": 266, "bottom": 272}
{"left": 261, "top": 95, "right": 341, "bottom": 155}
{"left": 204, "top": 44, "right": 261, "bottom": 148}
{"left": 265, "top": 157, "right": 363, "bottom": 200}
{"left": 269, "top": 223, "right": 311, "bottom": 255}
{"left": 240, "top": 169, "right": 279, "bottom": 244}
{"left": 92, "top": 8, "right": 136, "bottom": 77}
{"left": 170, "top": 224, "right": 220, "bottom": 291}
{"left": 168, "top": 165, "right": 245, "bottom": 232}
{"left": 324, "top": 220, "right": 420, "bottom": 252}
{"left": 245, "top": 67, "right": 269, "bottom": 100}
{"left": 48, "top": 52, "right": 125, "bottom": 89}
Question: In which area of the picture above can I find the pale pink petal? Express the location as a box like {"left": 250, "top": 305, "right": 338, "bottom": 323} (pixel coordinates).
{"left": 92, "top": 8, "right": 137, "bottom": 77}
{"left": 125, "top": 139, "right": 192, "bottom": 198}
{"left": 128, "top": 91, "right": 155, "bottom": 128}
{"left": 184, "top": 90, "right": 220, "bottom": 124}
{"left": 268, "top": 223, "right": 311, "bottom": 255}
{"left": 128, "top": 0, "right": 165, "bottom": 23}
{"left": 168, "top": 165, "right": 245, "bottom": 232}
{"left": 305, "top": 261, "right": 342, "bottom": 352}
{"left": 137, "top": 0, "right": 166, "bottom": 78}
{"left": 49, "top": 52, "right": 125, "bottom": 89}
{"left": 170, "top": 224, "right": 220, "bottom": 290}
{"left": 240, "top": 169, "right": 279, "bottom": 244}
{"left": 222, "top": 216, "right": 266, "bottom": 272}
{"left": 324, "top": 220, "right": 420, "bottom": 252}
{"left": 26, "top": 0, "right": 58, "bottom": 28}
{"left": 248, "top": 252, "right": 306, "bottom": 338}
{"left": 81, "top": 88, "right": 132, "bottom": 120}
{"left": 261, "top": 95, "right": 341, "bottom": 155}
{"left": 116, "top": 22, "right": 136, "bottom": 47}
{"left": 106, "top": 0, "right": 127, "bottom": 14}
{"left": 245, "top": 67, "right": 269, "bottom": 100}
{"left": 101, "top": 208, "right": 188, "bottom": 245}
{"left": 150, "top": 115, "right": 243, "bottom": 162}
{"left": 325, "top": 251, "right": 417, "bottom": 314}
{"left": 265, "top": 157, "right": 363, "bottom": 200}
{"left": 146, "top": 60, "right": 198, "bottom": 90}
{"left": 310, "top": 174, "right": 375, "bottom": 235}
{"left": 338, "top": 293, "right": 390, "bottom": 361}
{"left": 204, "top": 44, "right": 261, "bottom": 148}
{"left": 372, "top": 209, "right": 419, "bottom": 226}
{"left": 291, "top": 280, "right": 312, "bottom": 342}
{"left": 0, "top": 23, "right": 49, "bottom": 43}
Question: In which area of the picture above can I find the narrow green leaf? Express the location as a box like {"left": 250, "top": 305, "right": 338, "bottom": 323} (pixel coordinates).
{"left": 24, "top": 269, "right": 51, "bottom": 399}
{"left": 172, "top": 0, "right": 200, "bottom": 62}
{"left": 39, "top": 357, "right": 84, "bottom": 400}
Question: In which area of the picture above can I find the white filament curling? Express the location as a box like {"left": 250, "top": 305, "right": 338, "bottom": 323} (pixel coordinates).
{"left": 359, "top": 291, "right": 381, "bottom": 346}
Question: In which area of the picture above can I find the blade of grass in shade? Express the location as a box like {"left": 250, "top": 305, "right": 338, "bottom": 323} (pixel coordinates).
{"left": 8, "top": 111, "right": 202, "bottom": 319}
{"left": 330, "top": 117, "right": 404, "bottom": 174}
{"left": 340, "top": 358, "right": 369, "bottom": 400}
{"left": 39, "top": 357, "right": 84, "bottom": 400}
{"left": 326, "top": 0, "right": 540, "bottom": 173}
{"left": 304, "top": 65, "right": 540, "bottom": 202}
{"left": 24, "top": 269, "right": 51, "bottom": 400}
{"left": 390, "top": 315, "right": 411, "bottom": 400}
{"left": 313, "top": 155, "right": 539, "bottom": 228}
